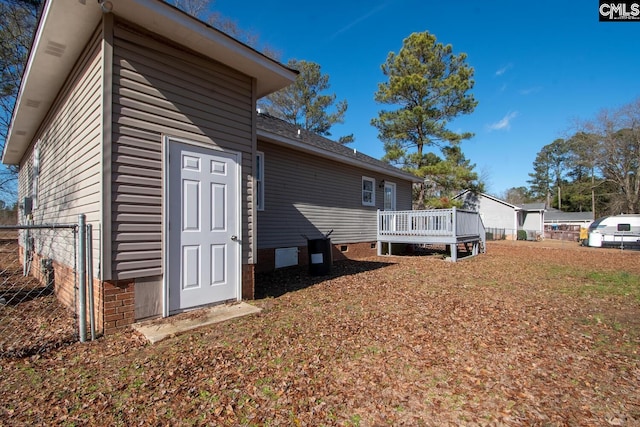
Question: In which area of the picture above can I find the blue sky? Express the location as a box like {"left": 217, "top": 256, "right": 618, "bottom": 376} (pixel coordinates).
{"left": 211, "top": 0, "right": 640, "bottom": 196}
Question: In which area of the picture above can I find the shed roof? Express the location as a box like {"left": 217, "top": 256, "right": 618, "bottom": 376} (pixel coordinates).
{"left": 2, "top": 0, "right": 297, "bottom": 165}
{"left": 257, "top": 113, "right": 420, "bottom": 183}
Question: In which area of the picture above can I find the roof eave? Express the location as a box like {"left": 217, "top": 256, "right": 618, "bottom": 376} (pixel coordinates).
{"left": 2, "top": 0, "right": 296, "bottom": 165}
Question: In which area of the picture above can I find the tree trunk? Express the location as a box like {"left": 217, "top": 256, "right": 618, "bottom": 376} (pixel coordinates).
{"left": 557, "top": 185, "right": 561, "bottom": 210}
{"left": 417, "top": 185, "right": 426, "bottom": 210}
{"left": 546, "top": 190, "right": 550, "bottom": 208}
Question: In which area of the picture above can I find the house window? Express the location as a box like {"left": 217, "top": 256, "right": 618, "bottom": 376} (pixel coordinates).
{"left": 256, "top": 151, "right": 264, "bottom": 211}
{"left": 362, "top": 176, "right": 375, "bottom": 206}
{"left": 384, "top": 181, "right": 396, "bottom": 211}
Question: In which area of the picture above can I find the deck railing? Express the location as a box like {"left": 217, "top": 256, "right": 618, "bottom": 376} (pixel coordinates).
{"left": 455, "top": 209, "right": 483, "bottom": 237}
{"left": 377, "top": 208, "right": 486, "bottom": 260}
{"left": 378, "top": 208, "right": 483, "bottom": 239}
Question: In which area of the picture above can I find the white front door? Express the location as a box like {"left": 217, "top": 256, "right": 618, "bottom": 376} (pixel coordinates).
{"left": 167, "top": 139, "right": 240, "bottom": 313}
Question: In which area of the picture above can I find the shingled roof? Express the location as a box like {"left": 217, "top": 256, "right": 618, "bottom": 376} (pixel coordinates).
{"left": 256, "top": 113, "right": 421, "bottom": 182}
{"left": 545, "top": 208, "right": 594, "bottom": 223}
{"left": 518, "top": 202, "right": 546, "bottom": 211}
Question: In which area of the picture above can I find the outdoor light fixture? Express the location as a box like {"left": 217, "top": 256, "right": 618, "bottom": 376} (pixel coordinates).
{"left": 379, "top": 180, "right": 386, "bottom": 188}
{"left": 98, "top": 0, "right": 113, "bottom": 13}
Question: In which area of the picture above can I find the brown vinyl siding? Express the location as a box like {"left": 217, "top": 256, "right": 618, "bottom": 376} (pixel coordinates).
{"left": 18, "top": 27, "right": 103, "bottom": 273}
{"left": 257, "top": 141, "right": 412, "bottom": 249}
{"left": 111, "top": 21, "right": 254, "bottom": 280}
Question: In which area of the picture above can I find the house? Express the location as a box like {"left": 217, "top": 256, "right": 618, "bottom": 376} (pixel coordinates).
{"left": 454, "top": 191, "right": 545, "bottom": 240}
{"left": 2, "top": 0, "right": 299, "bottom": 334}
{"left": 2, "top": 0, "right": 417, "bottom": 335}
{"left": 255, "top": 113, "right": 419, "bottom": 271}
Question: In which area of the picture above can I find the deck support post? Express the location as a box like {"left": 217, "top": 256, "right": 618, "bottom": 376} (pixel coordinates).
{"left": 449, "top": 243, "right": 457, "bottom": 262}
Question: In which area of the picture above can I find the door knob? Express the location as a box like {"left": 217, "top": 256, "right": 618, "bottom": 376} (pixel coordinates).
{"left": 230, "top": 235, "right": 238, "bottom": 241}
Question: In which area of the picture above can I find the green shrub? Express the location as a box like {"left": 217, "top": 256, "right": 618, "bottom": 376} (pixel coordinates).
{"left": 517, "top": 230, "right": 528, "bottom": 241}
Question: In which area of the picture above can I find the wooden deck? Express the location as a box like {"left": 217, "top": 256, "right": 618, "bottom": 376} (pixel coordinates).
{"left": 377, "top": 208, "right": 486, "bottom": 261}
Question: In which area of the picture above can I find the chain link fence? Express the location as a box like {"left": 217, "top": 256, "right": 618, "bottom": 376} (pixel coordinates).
{"left": 0, "top": 218, "right": 90, "bottom": 358}
{"left": 485, "top": 228, "right": 543, "bottom": 241}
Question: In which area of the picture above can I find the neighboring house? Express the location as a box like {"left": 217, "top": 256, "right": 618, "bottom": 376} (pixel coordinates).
{"left": 454, "top": 191, "right": 545, "bottom": 240}
{"left": 518, "top": 203, "right": 546, "bottom": 238}
{"left": 544, "top": 208, "right": 594, "bottom": 241}
{"left": 2, "top": 0, "right": 297, "bottom": 334}
{"left": 2, "top": 0, "right": 418, "bottom": 335}
{"left": 544, "top": 208, "right": 594, "bottom": 228}
{"left": 255, "top": 113, "right": 420, "bottom": 271}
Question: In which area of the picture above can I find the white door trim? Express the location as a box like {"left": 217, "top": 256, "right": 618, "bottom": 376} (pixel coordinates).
{"left": 162, "top": 136, "right": 242, "bottom": 317}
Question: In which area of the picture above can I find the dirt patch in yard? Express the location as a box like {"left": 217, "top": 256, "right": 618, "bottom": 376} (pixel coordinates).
{"left": 1, "top": 241, "right": 639, "bottom": 426}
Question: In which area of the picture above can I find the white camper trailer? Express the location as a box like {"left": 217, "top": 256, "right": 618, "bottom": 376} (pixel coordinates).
{"left": 587, "top": 214, "right": 640, "bottom": 248}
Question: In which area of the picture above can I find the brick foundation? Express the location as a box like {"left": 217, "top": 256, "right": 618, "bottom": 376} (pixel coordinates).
{"left": 25, "top": 250, "right": 77, "bottom": 309}
{"left": 256, "top": 241, "right": 379, "bottom": 273}
{"left": 333, "top": 241, "right": 380, "bottom": 261}
{"left": 242, "top": 264, "right": 255, "bottom": 300}
{"left": 102, "top": 280, "right": 135, "bottom": 334}
{"left": 20, "top": 244, "right": 139, "bottom": 335}
{"left": 20, "top": 246, "right": 109, "bottom": 334}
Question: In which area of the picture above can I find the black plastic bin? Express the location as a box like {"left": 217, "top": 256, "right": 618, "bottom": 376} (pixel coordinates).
{"left": 307, "top": 237, "right": 333, "bottom": 276}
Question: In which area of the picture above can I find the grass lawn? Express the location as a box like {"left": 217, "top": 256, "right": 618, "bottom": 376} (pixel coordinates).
{"left": 1, "top": 240, "right": 639, "bottom": 426}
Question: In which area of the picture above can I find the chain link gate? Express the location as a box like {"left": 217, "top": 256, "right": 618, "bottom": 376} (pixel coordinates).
{"left": 0, "top": 215, "right": 93, "bottom": 358}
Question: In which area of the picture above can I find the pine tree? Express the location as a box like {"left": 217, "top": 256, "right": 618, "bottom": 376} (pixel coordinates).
{"left": 371, "top": 31, "right": 477, "bottom": 172}
{"left": 260, "top": 59, "right": 353, "bottom": 144}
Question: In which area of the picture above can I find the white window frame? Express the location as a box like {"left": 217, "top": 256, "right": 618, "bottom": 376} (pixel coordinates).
{"left": 383, "top": 181, "right": 396, "bottom": 211}
{"left": 32, "top": 141, "right": 40, "bottom": 211}
{"left": 362, "top": 176, "right": 375, "bottom": 207}
{"left": 256, "top": 151, "right": 265, "bottom": 211}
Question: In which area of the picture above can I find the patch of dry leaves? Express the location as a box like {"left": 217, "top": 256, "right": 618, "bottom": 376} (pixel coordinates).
{"left": 1, "top": 240, "right": 639, "bottom": 426}
{"left": 0, "top": 241, "right": 77, "bottom": 358}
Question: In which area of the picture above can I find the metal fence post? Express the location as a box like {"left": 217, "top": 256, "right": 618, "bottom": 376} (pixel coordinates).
{"left": 86, "top": 223, "right": 95, "bottom": 340}
{"left": 78, "top": 214, "right": 86, "bottom": 343}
